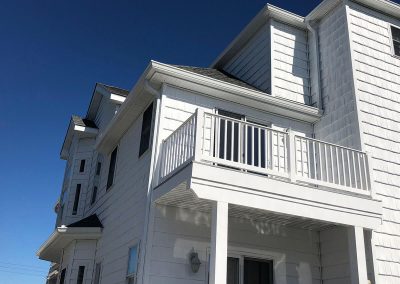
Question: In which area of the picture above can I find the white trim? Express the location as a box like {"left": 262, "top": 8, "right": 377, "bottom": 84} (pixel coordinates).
{"left": 388, "top": 23, "right": 400, "bottom": 58}
{"left": 110, "top": 93, "right": 126, "bottom": 103}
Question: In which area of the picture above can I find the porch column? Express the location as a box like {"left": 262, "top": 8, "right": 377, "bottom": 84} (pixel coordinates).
{"left": 347, "top": 226, "right": 368, "bottom": 284}
{"left": 209, "top": 201, "right": 228, "bottom": 284}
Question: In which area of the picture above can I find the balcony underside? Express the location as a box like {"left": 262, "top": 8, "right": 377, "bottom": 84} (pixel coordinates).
{"left": 153, "top": 161, "right": 382, "bottom": 230}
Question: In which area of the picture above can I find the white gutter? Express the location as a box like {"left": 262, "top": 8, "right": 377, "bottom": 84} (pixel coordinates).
{"left": 139, "top": 82, "right": 162, "bottom": 284}
{"left": 305, "top": 20, "right": 323, "bottom": 111}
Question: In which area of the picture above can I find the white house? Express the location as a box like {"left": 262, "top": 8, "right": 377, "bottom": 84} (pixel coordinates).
{"left": 37, "top": 0, "right": 400, "bottom": 283}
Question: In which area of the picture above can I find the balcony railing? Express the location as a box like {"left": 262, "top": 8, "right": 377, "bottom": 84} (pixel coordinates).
{"left": 158, "top": 109, "right": 372, "bottom": 194}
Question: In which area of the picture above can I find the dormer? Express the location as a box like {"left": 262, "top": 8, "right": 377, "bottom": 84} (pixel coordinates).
{"left": 212, "top": 5, "right": 312, "bottom": 106}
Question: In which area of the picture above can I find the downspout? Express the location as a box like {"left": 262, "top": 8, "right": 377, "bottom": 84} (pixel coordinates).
{"left": 139, "top": 79, "right": 162, "bottom": 284}
{"left": 306, "top": 19, "right": 323, "bottom": 138}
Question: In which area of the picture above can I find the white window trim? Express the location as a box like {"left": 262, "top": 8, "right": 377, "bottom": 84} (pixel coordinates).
{"left": 126, "top": 242, "right": 141, "bottom": 280}
{"left": 389, "top": 23, "right": 400, "bottom": 59}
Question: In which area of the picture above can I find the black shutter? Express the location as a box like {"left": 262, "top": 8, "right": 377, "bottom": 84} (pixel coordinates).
{"left": 139, "top": 103, "right": 153, "bottom": 156}
{"left": 107, "top": 147, "right": 118, "bottom": 190}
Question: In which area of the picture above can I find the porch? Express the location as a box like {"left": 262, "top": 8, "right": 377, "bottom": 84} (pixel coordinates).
{"left": 151, "top": 108, "right": 381, "bottom": 284}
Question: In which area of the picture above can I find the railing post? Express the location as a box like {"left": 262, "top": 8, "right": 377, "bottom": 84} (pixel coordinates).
{"left": 194, "top": 108, "right": 204, "bottom": 161}
{"left": 288, "top": 129, "right": 296, "bottom": 183}
{"left": 365, "top": 152, "right": 376, "bottom": 198}
{"left": 157, "top": 140, "right": 166, "bottom": 183}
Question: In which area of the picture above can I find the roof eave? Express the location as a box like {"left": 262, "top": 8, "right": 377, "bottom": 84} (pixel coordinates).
{"left": 60, "top": 118, "right": 99, "bottom": 160}
{"left": 306, "top": 0, "right": 400, "bottom": 22}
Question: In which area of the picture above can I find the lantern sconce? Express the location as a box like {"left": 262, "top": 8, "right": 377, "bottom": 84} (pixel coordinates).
{"left": 189, "top": 249, "right": 201, "bottom": 273}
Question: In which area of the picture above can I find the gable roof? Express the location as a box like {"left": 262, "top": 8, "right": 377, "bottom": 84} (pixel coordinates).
{"left": 97, "top": 83, "right": 129, "bottom": 97}
{"left": 67, "top": 214, "right": 103, "bottom": 228}
{"left": 173, "top": 65, "right": 263, "bottom": 92}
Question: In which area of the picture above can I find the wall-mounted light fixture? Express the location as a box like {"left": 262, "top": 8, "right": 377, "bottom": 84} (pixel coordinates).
{"left": 189, "top": 249, "right": 201, "bottom": 273}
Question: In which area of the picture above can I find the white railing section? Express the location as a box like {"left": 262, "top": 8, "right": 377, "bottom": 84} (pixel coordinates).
{"left": 158, "top": 109, "right": 372, "bottom": 193}
{"left": 159, "top": 113, "right": 196, "bottom": 180}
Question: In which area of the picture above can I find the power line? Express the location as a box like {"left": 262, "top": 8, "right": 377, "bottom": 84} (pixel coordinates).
{"left": 0, "top": 265, "right": 48, "bottom": 273}
{"left": 0, "top": 269, "right": 46, "bottom": 278}
{"left": 0, "top": 261, "right": 48, "bottom": 271}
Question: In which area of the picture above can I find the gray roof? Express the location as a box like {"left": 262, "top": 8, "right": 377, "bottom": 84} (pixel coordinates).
{"left": 68, "top": 214, "right": 103, "bottom": 228}
{"left": 173, "top": 65, "right": 263, "bottom": 92}
{"left": 97, "top": 83, "right": 129, "bottom": 97}
{"left": 72, "top": 115, "right": 98, "bottom": 129}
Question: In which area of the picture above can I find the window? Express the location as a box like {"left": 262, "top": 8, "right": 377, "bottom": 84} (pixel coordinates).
{"left": 60, "top": 268, "right": 66, "bottom": 284}
{"left": 391, "top": 25, "right": 400, "bottom": 56}
{"left": 77, "top": 266, "right": 85, "bottom": 284}
{"left": 79, "top": 160, "right": 86, "bottom": 173}
{"left": 96, "top": 162, "right": 102, "bottom": 176}
{"left": 139, "top": 103, "right": 153, "bottom": 157}
{"left": 91, "top": 186, "right": 98, "bottom": 205}
{"left": 72, "top": 184, "right": 81, "bottom": 215}
{"left": 93, "top": 263, "right": 102, "bottom": 284}
{"left": 107, "top": 147, "right": 118, "bottom": 190}
{"left": 127, "top": 244, "right": 139, "bottom": 282}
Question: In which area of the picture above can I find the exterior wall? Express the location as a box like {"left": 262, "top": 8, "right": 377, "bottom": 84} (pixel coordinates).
{"left": 159, "top": 84, "right": 313, "bottom": 143}
{"left": 222, "top": 25, "right": 270, "bottom": 93}
{"left": 347, "top": 3, "right": 400, "bottom": 283}
{"left": 59, "top": 240, "right": 97, "bottom": 284}
{"left": 313, "top": 4, "right": 362, "bottom": 149}
{"left": 320, "top": 227, "right": 351, "bottom": 284}
{"left": 85, "top": 104, "right": 154, "bottom": 284}
{"left": 60, "top": 137, "right": 96, "bottom": 225}
{"left": 271, "top": 20, "right": 311, "bottom": 104}
{"left": 147, "top": 204, "right": 321, "bottom": 284}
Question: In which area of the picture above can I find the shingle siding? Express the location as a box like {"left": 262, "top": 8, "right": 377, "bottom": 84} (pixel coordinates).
{"left": 271, "top": 20, "right": 311, "bottom": 104}
{"left": 348, "top": 2, "right": 400, "bottom": 283}
{"left": 223, "top": 25, "right": 270, "bottom": 93}
{"left": 314, "top": 4, "right": 361, "bottom": 149}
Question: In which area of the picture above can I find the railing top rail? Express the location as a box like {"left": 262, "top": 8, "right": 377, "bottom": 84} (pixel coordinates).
{"left": 162, "top": 112, "right": 196, "bottom": 143}
{"left": 204, "top": 112, "right": 289, "bottom": 135}
{"left": 295, "top": 135, "right": 366, "bottom": 154}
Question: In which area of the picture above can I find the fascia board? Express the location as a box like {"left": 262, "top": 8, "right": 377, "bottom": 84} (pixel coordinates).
{"left": 151, "top": 61, "right": 322, "bottom": 123}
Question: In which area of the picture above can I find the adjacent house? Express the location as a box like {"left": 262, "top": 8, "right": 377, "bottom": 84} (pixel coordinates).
{"left": 37, "top": 0, "right": 400, "bottom": 283}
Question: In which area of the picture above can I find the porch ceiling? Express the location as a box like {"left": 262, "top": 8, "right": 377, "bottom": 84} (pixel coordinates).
{"left": 155, "top": 186, "right": 335, "bottom": 231}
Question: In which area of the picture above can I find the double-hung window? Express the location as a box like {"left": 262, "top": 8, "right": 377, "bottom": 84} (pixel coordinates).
{"left": 391, "top": 25, "right": 400, "bottom": 56}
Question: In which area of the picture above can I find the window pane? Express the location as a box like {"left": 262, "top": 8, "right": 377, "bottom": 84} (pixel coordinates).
{"left": 91, "top": 186, "right": 98, "bottom": 205}
{"left": 127, "top": 245, "right": 138, "bottom": 275}
{"left": 107, "top": 147, "right": 118, "bottom": 190}
{"left": 394, "top": 41, "right": 400, "bottom": 56}
{"left": 79, "top": 160, "right": 85, "bottom": 173}
{"left": 227, "top": 257, "right": 239, "bottom": 284}
{"left": 77, "top": 266, "right": 85, "bottom": 284}
{"left": 96, "top": 162, "right": 102, "bottom": 176}
{"left": 72, "top": 184, "right": 81, "bottom": 215}
{"left": 392, "top": 26, "right": 400, "bottom": 42}
{"left": 139, "top": 103, "right": 153, "bottom": 156}
{"left": 60, "top": 268, "right": 66, "bottom": 284}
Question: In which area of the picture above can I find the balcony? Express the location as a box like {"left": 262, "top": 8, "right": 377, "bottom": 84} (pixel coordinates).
{"left": 154, "top": 109, "right": 381, "bottom": 229}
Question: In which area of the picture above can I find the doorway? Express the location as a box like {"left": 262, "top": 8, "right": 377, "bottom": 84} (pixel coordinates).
{"left": 227, "top": 256, "right": 274, "bottom": 284}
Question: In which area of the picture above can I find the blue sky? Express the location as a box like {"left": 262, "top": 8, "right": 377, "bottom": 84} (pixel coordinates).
{"left": 1, "top": 0, "right": 395, "bottom": 283}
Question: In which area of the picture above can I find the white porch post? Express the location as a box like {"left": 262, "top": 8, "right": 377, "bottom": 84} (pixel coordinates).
{"left": 209, "top": 201, "right": 228, "bottom": 284}
{"left": 347, "top": 226, "right": 368, "bottom": 284}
